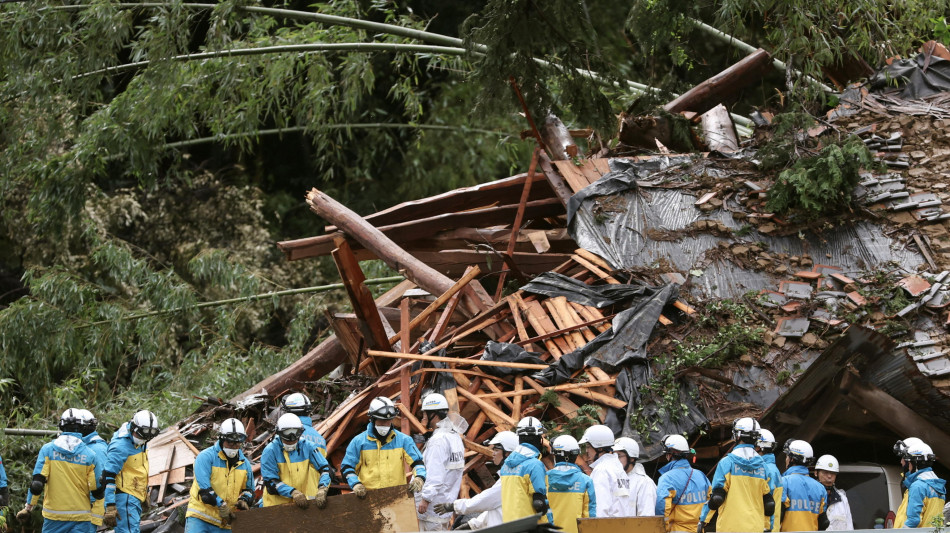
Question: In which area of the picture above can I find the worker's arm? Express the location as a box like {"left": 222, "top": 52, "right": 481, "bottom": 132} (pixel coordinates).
{"left": 401, "top": 435, "right": 427, "bottom": 481}
{"left": 340, "top": 437, "right": 363, "bottom": 488}
{"left": 455, "top": 479, "right": 502, "bottom": 514}
{"left": 25, "top": 446, "right": 49, "bottom": 506}
{"left": 101, "top": 439, "right": 134, "bottom": 505}
{"left": 656, "top": 475, "right": 676, "bottom": 520}
{"left": 586, "top": 477, "right": 598, "bottom": 518}
{"left": 418, "top": 437, "right": 447, "bottom": 503}
{"left": 194, "top": 451, "right": 224, "bottom": 507}
{"left": 634, "top": 474, "right": 657, "bottom": 517}
{"left": 261, "top": 445, "right": 296, "bottom": 498}
{"left": 308, "top": 445, "right": 332, "bottom": 488}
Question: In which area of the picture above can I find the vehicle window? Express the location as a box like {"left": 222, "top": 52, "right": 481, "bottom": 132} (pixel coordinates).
{"left": 836, "top": 471, "right": 889, "bottom": 530}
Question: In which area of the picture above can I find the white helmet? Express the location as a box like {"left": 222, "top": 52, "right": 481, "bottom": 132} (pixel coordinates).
{"left": 553, "top": 435, "right": 581, "bottom": 453}
{"left": 894, "top": 437, "right": 926, "bottom": 457}
{"left": 421, "top": 393, "right": 449, "bottom": 412}
{"left": 488, "top": 431, "right": 519, "bottom": 453}
{"left": 732, "top": 417, "right": 761, "bottom": 441}
{"left": 578, "top": 425, "right": 615, "bottom": 449}
{"left": 130, "top": 410, "right": 160, "bottom": 441}
{"left": 276, "top": 413, "right": 304, "bottom": 441}
{"left": 59, "top": 408, "right": 84, "bottom": 433}
{"left": 613, "top": 437, "right": 640, "bottom": 459}
{"left": 281, "top": 392, "right": 312, "bottom": 415}
{"left": 757, "top": 428, "right": 776, "bottom": 452}
{"left": 76, "top": 409, "right": 97, "bottom": 436}
{"left": 785, "top": 439, "right": 814, "bottom": 462}
{"left": 903, "top": 439, "right": 936, "bottom": 465}
{"left": 815, "top": 455, "right": 840, "bottom": 473}
{"left": 515, "top": 416, "right": 545, "bottom": 436}
{"left": 368, "top": 396, "right": 397, "bottom": 420}
{"left": 662, "top": 434, "right": 690, "bottom": 454}
{"left": 219, "top": 418, "right": 247, "bottom": 443}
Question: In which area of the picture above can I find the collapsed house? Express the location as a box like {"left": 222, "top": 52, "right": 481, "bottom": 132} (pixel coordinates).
{"left": 132, "top": 42, "right": 950, "bottom": 533}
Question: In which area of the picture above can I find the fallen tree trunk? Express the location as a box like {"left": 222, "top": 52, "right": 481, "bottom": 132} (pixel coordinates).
{"left": 664, "top": 48, "right": 772, "bottom": 116}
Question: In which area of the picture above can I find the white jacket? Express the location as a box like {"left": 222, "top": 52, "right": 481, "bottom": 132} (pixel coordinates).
{"left": 455, "top": 479, "right": 503, "bottom": 529}
{"left": 417, "top": 416, "right": 467, "bottom": 524}
{"left": 590, "top": 453, "right": 633, "bottom": 517}
{"left": 629, "top": 463, "right": 657, "bottom": 517}
{"left": 826, "top": 487, "right": 854, "bottom": 530}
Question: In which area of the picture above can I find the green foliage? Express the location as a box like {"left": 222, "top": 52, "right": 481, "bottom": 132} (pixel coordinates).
{"left": 765, "top": 136, "right": 874, "bottom": 216}
{"left": 545, "top": 403, "right": 602, "bottom": 441}
{"left": 462, "top": 0, "right": 624, "bottom": 135}
{"left": 935, "top": 18, "right": 950, "bottom": 45}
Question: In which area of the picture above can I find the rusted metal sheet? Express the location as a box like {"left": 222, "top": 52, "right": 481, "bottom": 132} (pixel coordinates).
{"left": 232, "top": 485, "right": 419, "bottom": 533}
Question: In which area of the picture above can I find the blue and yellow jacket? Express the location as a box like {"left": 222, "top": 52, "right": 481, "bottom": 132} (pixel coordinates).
{"left": 83, "top": 432, "right": 109, "bottom": 525}
{"left": 655, "top": 458, "right": 710, "bottom": 533}
{"left": 299, "top": 416, "right": 328, "bottom": 457}
{"left": 341, "top": 423, "right": 425, "bottom": 490}
{"left": 27, "top": 433, "right": 101, "bottom": 522}
{"left": 780, "top": 465, "right": 826, "bottom": 531}
{"left": 186, "top": 442, "right": 255, "bottom": 529}
{"left": 895, "top": 467, "right": 947, "bottom": 528}
{"left": 0, "top": 452, "right": 7, "bottom": 489}
{"left": 547, "top": 462, "right": 596, "bottom": 533}
{"left": 702, "top": 444, "right": 770, "bottom": 533}
{"left": 762, "top": 454, "right": 784, "bottom": 532}
{"left": 500, "top": 443, "right": 549, "bottom": 522}
{"left": 261, "top": 437, "right": 330, "bottom": 507}
{"left": 103, "top": 422, "right": 150, "bottom": 504}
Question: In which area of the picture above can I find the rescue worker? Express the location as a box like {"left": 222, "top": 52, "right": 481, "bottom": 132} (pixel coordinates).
{"left": 701, "top": 417, "right": 773, "bottom": 533}
{"left": 96, "top": 410, "right": 160, "bottom": 533}
{"left": 416, "top": 393, "right": 465, "bottom": 531}
{"left": 16, "top": 409, "right": 102, "bottom": 533}
{"left": 433, "top": 431, "right": 519, "bottom": 530}
{"left": 893, "top": 438, "right": 946, "bottom": 528}
{"left": 79, "top": 409, "right": 109, "bottom": 532}
{"left": 281, "top": 392, "right": 327, "bottom": 457}
{"left": 0, "top": 447, "right": 7, "bottom": 533}
{"left": 756, "top": 429, "right": 784, "bottom": 532}
{"left": 185, "top": 418, "right": 255, "bottom": 532}
{"left": 547, "top": 435, "right": 596, "bottom": 533}
{"left": 341, "top": 396, "right": 426, "bottom": 496}
{"left": 780, "top": 439, "right": 827, "bottom": 531}
{"left": 614, "top": 437, "right": 656, "bottom": 516}
{"left": 261, "top": 413, "right": 331, "bottom": 509}
{"left": 655, "top": 434, "right": 710, "bottom": 533}
{"left": 500, "top": 416, "right": 550, "bottom": 522}
{"left": 579, "top": 424, "right": 630, "bottom": 518}
{"left": 814, "top": 455, "right": 852, "bottom": 530}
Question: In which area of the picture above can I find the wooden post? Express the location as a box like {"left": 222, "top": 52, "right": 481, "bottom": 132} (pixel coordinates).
{"left": 664, "top": 49, "right": 772, "bottom": 116}
{"left": 331, "top": 238, "right": 393, "bottom": 355}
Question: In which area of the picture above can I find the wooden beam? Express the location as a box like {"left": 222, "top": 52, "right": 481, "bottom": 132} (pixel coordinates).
{"left": 476, "top": 379, "right": 617, "bottom": 399}
{"left": 664, "top": 48, "right": 772, "bottom": 116}
{"left": 456, "top": 387, "right": 517, "bottom": 431}
{"left": 538, "top": 151, "right": 575, "bottom": 208}
{"left": 367, "top": 350, "right": 548, "bottom": 370}
{"left": 840, "top": 369, "right": 950, "bottom": 469}
{"left": 388, "top": 266, "right": 480, "bottom": 345}
{"left": 496, "top": 148, "right": 541, "bottom": 301}
{"left": 331, "top": 238, "right": 392, "bottom": 356}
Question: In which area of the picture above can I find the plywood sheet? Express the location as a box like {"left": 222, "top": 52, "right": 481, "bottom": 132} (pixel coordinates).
{"left": 232, "top": 485, "right": 419, "bottom": 533}
{"left": 578, "top": 517, "right": 665, "bottom": 533}
{"left": 147, "top": 441, "right": 197, "bottom": 478}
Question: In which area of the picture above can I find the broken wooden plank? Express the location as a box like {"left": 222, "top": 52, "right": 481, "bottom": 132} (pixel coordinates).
{"left": 538, "top": 151, "right": 575, "bottom": 208}
{"left": 496, "top": 148, "right": 542, "bottom": 302}
{"left": 367, "top": 350, "right": 548, "bottom": 370}
{"left": 387, "top": 266, "right": 481, "bottom": 345}
{"left": 456, "top": 387, "right": 516, "bottom": 431}
{"left": 232, "top": 485, "right": 419, "bottom": 533}
{"left": 700, "top": 104, "right": 739, "bottom": 152}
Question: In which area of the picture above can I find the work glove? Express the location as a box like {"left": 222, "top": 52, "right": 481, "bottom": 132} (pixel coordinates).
{"left": 408, "top": 476, "right": 425, "bottom": 495}
{"left": 433, "top": 502, "right": 455, "bottom": 515}
{"left": 235, "top": 499, "right": 250, "bottom": 511}
{"left": 314, "top": 486, "right": 329, "bottom": 509}
{"left": 353, "top": 483, "right": 367, "bottom": 499}
{"left": 103, "top": 504, "right": 118, "bottom": 527}
{"left": 291, "top": 489, "right": 310, "bottom": 509}
{"left": 15, "top": 506, "right": 31, "bottom": 523}
{"left": 531, "top": 493, "right": 548, "bottom": 514}
{"left": 218, "top": 504, "right": 236, "bottom": 527}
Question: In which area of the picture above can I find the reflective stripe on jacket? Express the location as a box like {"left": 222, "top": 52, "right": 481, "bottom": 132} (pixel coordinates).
{"left": 260, "top": 437, "right": 330, "bottom": 507}
{"left": 547, "top": 462, "right": 596, "bottom": 533}
{"left": 895, "top": 468, "right": 947, "bottom": 528}
{"left": 186, "top": 442, "right": 254, "bottom": 529}
{"left": 341, "top": 423, "right": 425, "bottom": 490}
{"left": 27, "top": 433, "right": 100, "bottom": 522}
{"left": 500, "top": 443, "right": 549, "bottom": 522}
{"left": 781, "top": 465, "right": 826, "bottom": 532}
{"left": 656, "top": 458, "right": 710, "bottom": 533}
{"left": 104, "top": 423, "right": 150, "bottom": 504}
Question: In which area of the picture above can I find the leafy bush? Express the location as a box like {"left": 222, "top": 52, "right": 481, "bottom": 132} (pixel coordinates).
{"left": 766, "top": 136, "right": 874, "bottom": 216}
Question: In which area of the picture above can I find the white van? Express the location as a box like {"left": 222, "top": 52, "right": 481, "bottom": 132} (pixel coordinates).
{"left": 835, "top": 462, "right": 904, "bottom": 529}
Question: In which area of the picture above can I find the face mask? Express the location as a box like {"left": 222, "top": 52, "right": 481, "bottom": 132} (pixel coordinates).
{"left": 132, "top": 435, "right": 147, "bottom": 447}
{"left": 374, "top": 424, "right": 391, "bottom": 437}
{"left": 222, "top": 446, "right": 239, "bottom": 458}
{"left": 283, "top": 442, "right": 298, "bottom": 452}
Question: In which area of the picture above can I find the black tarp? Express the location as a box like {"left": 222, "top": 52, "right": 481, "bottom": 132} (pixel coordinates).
{"left": 871, "top": 54, "right": 950, "bottom": 99}
{"left": 479, "top": 341, "right": 545, "bottom": 379}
